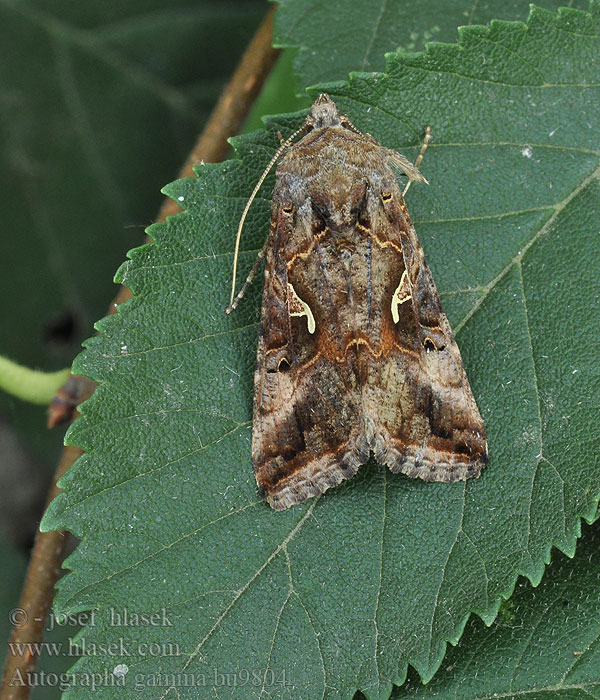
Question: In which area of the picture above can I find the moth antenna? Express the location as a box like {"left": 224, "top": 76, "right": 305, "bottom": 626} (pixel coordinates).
{"left": 225, "top": 238, "right": 269, "bottom": 314}
{"left": 228, "top": 122, "right": 308, "bottom": 312}
{"left": 403, "top": 126, "right": 432, "bottom": 196}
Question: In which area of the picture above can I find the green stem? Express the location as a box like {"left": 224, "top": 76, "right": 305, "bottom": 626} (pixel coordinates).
{"left": 0, "top": 355, "right": 71, "bottom": 405}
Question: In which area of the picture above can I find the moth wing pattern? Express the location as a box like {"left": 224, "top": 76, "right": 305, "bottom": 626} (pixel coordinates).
{"left": 362, "top": 185, "right": 487, "bottom": 482}
{"left": 252, "top": 199, "right": 368, "bottom": 510}
{"left": 250, "top": 94, "right": 487, "bottom": 510}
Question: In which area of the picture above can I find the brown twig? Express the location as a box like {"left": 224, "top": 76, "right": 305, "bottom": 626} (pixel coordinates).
{"left": 0, "top": 439, "right": 88, "bottom": 699}
{"left": 0, "top": 6, "right": 279, "bottom": 698}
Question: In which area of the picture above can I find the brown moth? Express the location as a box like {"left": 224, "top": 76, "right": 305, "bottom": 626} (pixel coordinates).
{"left": 230, "top": 94, "right": 487, "bottom": 511}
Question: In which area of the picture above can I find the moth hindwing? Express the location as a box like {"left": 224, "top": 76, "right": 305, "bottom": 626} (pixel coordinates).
{"left": 247, "top": 94, "right": 487, "bottom": 511}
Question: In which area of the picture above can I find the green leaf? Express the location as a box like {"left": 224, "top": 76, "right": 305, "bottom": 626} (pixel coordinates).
{"left": 274, "top": 0, "right": 591, "bottom": 89}
{"left": 393, "top": 519, "right": 600, "bottom": 699}
{"left": 42, "top": 5, "right": 600, "bottom": 699}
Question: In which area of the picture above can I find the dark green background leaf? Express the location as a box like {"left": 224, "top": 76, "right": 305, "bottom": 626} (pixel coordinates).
{"left": 42, "top": 4, "right": 600, "bottom": 700}
{"left": 274, "top": 0, "right": 590, "bottom": 88}
{"left": 393, "top": 518, "right": 600, "bottom": 699}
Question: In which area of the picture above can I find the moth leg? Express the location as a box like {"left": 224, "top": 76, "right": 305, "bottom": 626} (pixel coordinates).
{"left": 225, "top": 238, "right": 269, "bottom": 314}
{"left": 403, "top": 126, "right": 432, "bottom": 196}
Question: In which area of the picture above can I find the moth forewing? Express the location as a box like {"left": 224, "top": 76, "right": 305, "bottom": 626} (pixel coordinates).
{"left": 241, "top": 94, "right": 487, "bottom": 510}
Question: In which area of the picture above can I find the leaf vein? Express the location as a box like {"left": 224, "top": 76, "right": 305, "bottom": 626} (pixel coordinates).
{"left": 161, "top": 501, "right": 318, "bottom": 698}
{"left": 454, "top": 163, "right": 600, "bottom": 336}
{"left": 361, "top": 0, "right": 389, "bottom": 71}
{"left": 58, "top": 423, "right": 251, "bottom": 518}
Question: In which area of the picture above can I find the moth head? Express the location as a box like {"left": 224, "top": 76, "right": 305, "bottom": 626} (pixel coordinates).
{"left": 310, "top": 94, "right": 341, "bottom": 129}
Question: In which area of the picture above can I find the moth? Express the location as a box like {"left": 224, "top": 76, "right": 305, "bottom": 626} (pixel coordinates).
{"left": 228, "top": 94, "right": 487, "bottom": 511}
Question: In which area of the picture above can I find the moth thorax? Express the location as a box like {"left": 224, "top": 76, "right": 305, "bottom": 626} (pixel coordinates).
{"left": 335, "top": 238, "right": 357, "bottom": 259}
